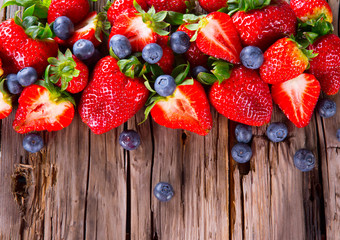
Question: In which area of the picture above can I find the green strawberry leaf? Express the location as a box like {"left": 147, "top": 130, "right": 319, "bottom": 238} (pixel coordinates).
{"left": 211, "top": 61, "right": 232, "bottom": 84}
{"left": 179, "top": 78, "right": 194, "bottom": 86}
{"left": 144, "top": 80, "right": 156, "bottom": 93}
{"left": 165, "top": 11, "right": 184, "bottom": 25}
{"left": 197, "top": 72, "right": 218, "bottom": 85}
{"left": 140, "top": 95, "right": 166, "bottom": 124}
{"left": 103, "top": 0, "right": 112, "bottom": 11}
{"left": 118, "top": 56, "right": 147, "bottom": 78}
{"left": 227, "top": 0, "right": 271, "bottom": 15}
{"left": 153, "top": 11, "right": 167, "bottom": 22}
{"left": 172, "top": 63, "right": 190, "bottom": 85}
{"left": 3, "top": 0, "right": 50, "bottom": 18}
{"left": 149, "top": 64, "right": 164, "bottom": 78}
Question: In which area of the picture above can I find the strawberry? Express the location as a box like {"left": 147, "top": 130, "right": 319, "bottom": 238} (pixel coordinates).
{"left": 0, "top": 58, "right": 3, "bottom": 77}
{"left": 150, "top": 80, "right": 213, "bottom": 136}
{"left": 290, "top": 0, "right": 333, "bottom": 23}
{"left": 46, "top": 49, "right": 89, "bottom": 94}
{"left": 308, "top": 34, "right": 340, "bottom": 95}
{"left": 0, "top": 78, "right": 13, "bottom": 120}
{"left": 156, "top": 36, "right": 175, "bottom": 74}
{"left": 272, "top": 73, "right": 320, "bottom": 128}
{"left": 192, "top": 12, "right": 242, "bottom": 64}
{"left": 55, "top": 12, "right": 109, "bottom": 48}
{"left": 13, "top": 81, "right": 75, "bottom": 134}
{"left": 209, "top": 65, "right": 272, "bottom": 126}
{"left": 0, "top": 18, "right": 58, "bottom": 76}
{"left": 178, "top": 24, "right": 208, "bottom": 68}
{"left": 48, "top": 0, "right": 90, "bottom": 24}
{"left": 107, "top": 0, "right": 149, "bottom": 25}
{"left": 145, "top": 0, "right": 189, "bottom": 13}
{"left": 198, "top": 0, "right": 228, "bottom": 13}
{"left": 79, "top": 56, "right": 149, "bottom": 134}
{"left": 109, "top": 6, "right": 169, "bottom": 52}
{"left": 230, "top": 0, "right": 297, "bottom": 50}
{"left": 260, "top": 38, "right": 314, "bottom": 85}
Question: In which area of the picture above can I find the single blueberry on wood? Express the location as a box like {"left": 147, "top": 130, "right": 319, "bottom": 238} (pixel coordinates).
{"left": 293, "top": 149, "right": 315, "bottom": 172}
{"left": 266, "top": 122, "right": 288, "bottom": 142}
{"left": 119, "top": 130, "right": 141, "bottom": 151}
{"left": 153, "top": 182, "right": 174, "bottom": 202}
{"left": 231, "top": 143, "right": 252, "bottom": 163}
{"left": 23, "top": 133, "right": 44, "bottom": 153}
{"left": 235, "top": 124, "right": 252, "bottom": 143}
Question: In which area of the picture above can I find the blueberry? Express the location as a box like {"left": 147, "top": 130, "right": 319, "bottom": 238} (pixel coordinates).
{"left": 23, "top": 133, "right": 44, "bottom": 153}
{"left": 266, "top": 122, "right": 288, "bottom": 143}
{"left": 240, "top": 46, "right": 264, "bottom": 69}
{"left": 192, "top": 66, "right": 208, "bottom": 79}
{"left": 109, "top": 34, "right": 132, "bottom": 59}
{"left": 17, "top": 67, "right": 38, "bottom": 87}
{"left": 153, "top": 182, "right": 174, "bottom": 202}
{"left": 53, "top": 16, "right": 74, "bottom": 40}
{"left": 6, "top": 74, "right": 23, "bottom": 94}
{"left": 142, "top": 43, "right": 163, "bottom": 64}
{"left": 337, "top": 129, "right": 340, "bottom": 142}
{"left": 154, "top": 75, "right": 176, "bottom": 97}
{"left": 73, "top": 39, "right": 95, "bottom": 60}
{"left": 293, "top": 149, "right": 315, "bottom": 172}
{"left": 119, "top": 130, "right": 141, "bottom": 150}
{"left": 317, "top": 99, "right": 336, "bottom": 118}
{"left": 231, "top": 143, "right": 252, "bottom": 163}
{"left": 170, "top": 31, "right": 190, "bottom": 54}
{"left": 235, "top": 124, "right": 252, "bottom": 143}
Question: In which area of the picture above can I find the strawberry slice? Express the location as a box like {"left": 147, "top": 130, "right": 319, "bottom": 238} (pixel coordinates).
{"left": 0, "top": 78, "right": 12, "bottom": 120}
{"left": 56, "top": 12, "right": 108, "bottom": 48}
{"left": 195, "top": 12, "right": 242, "bottom": 64}
{"left": 272, "top": 73, "right": 321, "bottom": 128}
{"left": 13, "top": 82, "right": 75, "bottom": 134}
{"left": 150, "top": 80, "right": 212, "bottom": 136}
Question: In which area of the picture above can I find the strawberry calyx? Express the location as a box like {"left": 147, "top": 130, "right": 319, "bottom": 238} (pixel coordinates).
{"left": 227, "top": 0, "right": 271, "bottom": 15}
{"left": 117, "top": 53, "right": 149, "bottom": 78}
{"left": 141, "top": 63, "right": 194, "bottom": 124}
{"left": 165, "top": 12, "right": 205, "bottom": 25}
{"left": 103, "top": 0, "right": 113, "bottom": 12}
{"left": 288, "top": 36, "right": 318, "bottom": 62}
{"left": 186, "top": 17, "right": 208, "bottom": 42}
{"left": 46, "top": 49, "right": 80, "bottom": 91}
{"left": 0, "top": 77, "right": 12, "bottom": 106}
{"left": 94, "top": 12, "right": 111, "bottom": 41}
{"left": 197, "top": 59, "right": 233, "bottom": 85}
{"left": 2, "top": 0, "right": 50, "bottom": 18}
{"left": 42, "top": 66, "right": 76, "bottom": 106}
{"left": 133, "top": 0, "right": 170, "bottom": 36}
{"left": 14, "top": 7, "right": 55, "bottom": 40}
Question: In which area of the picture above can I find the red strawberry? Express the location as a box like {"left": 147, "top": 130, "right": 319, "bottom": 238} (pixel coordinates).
{"left": 308, "top": 34, "right": 340, "bottom": 95}
{"left": 150, "top": 80, "right": 212, "bottom": 136}
{"left": 209, "top": 66, "right": 273, "bottom": 126}
{"left": 290, "top": 0, "right": 333, "bottom": 23}
{"left": 47, "top": 49, "right": 89, "bottom": 94}
{"left": 231, "top": 0, "right": 297, "bottom": 50}
{"left": 47, "top": 0, "right": 90, "bottom": 24}
{"left": 79, "top": 56, "right": 149, "bottom": 134}
{"left": 178, "top": 24, "right": 208, "bottom": 68}
{"left": 109, "top": 8, "right": 169, "bottom": 52}
{"left": 272, "top": 73, "right": 320, "bottom": 128}
{"left": 156, "top": 36, "right": 175, "bottom": 74}
{"left": 146, "top": 0, "right": 188, "bottom": 13}
{"left": 198, "top": 0, "right": 228, "bottom": 13}
{"left": 0, "top": 58, "right": 3, "bottom": 77}
{"left": 13, "top": 83, "right": 75, "bottom": 134}
{"left": 107, "top": 0, "right": 149, "bottom": 25}
{"left": 260, "top": 38, "right": 310, "bottom": 84}
{"left": 55, "top": 12, "right": 107, "bottom": 48}
{"left": 0, "top": 78, "right": 12, "bottom": 120}
{"left": 0, "top": 19, "right": 58, "bottom": 76}
{"left": 194, "top": 12, "right": 242, "bottom": 64}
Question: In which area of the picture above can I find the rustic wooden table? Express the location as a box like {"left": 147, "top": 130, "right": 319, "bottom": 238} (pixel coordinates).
{"left": 0, "top": 0, "right": 339, "bottom": 239}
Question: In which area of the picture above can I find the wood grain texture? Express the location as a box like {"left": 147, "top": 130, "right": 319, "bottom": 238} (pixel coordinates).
{"left": 0, "top": 0, "right": 339, "bottom": 239}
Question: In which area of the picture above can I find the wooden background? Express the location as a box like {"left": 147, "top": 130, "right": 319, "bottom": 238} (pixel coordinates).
{"left": 0, "top": 0, "right": 339, "bottom": 239}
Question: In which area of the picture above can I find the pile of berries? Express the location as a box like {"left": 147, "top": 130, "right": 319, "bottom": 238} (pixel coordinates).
{"left": 0, "top": 0, "right": 339, "bottom": 200}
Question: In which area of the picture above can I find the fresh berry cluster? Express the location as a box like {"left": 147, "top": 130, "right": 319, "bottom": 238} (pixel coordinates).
{"left": 0, "top": 0, "right": 339, "bottom": 178}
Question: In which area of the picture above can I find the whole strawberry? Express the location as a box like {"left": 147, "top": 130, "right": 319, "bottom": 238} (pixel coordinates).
{"left": 0, "top": 18, "right": 58, "bottom": 76}
{"left": 79, "top": 56, "right": 149, "bottom": 134}
{"left": 156, "top": 36, "right": 175, "bottom": 74}
{"left": 146, "top": 0, "right": 189, "bottom": 13}
{"left": 107, "top": 0, "right": 149, "bottom": 24}
{"left": 308, "top": 34, "right": 340, "bottom": 95}
{"left": 178, "top": 24, "right": 208, "bottom": 68}
{"left": 150, "top": 80, "right": 213, "bottom": 136}
{"left": 290, "top": 0, "right": 333, "bottom": 23}
{"left": 48, "top": 0, "right": 90, "bottom": 24}
{"left": 209, "top": 65, "right": 273, "bottom": 126}
{"left": 231, "top": 0, "right": 297, "bottom": 50}
{"left": 199, "top": 0, "right": 228, "bottom": 13}
{"left": 0, "top": 78, "right": 12, "bottom": 120}
{"left": 272, "top": 73, "right": 320, "bottom": 128}
{"left": 13, "top": 82, "right": 75, "bottom": 134}
{"left": 46, "top": 49, "right": 89, "bottom": 94}
{"left": 260, "top": 38, "right": 314, "bottom": 84}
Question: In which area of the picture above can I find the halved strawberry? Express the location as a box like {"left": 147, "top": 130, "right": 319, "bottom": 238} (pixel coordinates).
{"left": 150, "top": 80, "right": 213, "bottom": 136}
{"left": 193, "top": 12, "right": 242, "bottom": 64}
{"left": 0, "top": 58, "right": 3, "bottom": 77}
{"left": 109, "top": 5, "right": 169, "bottom": 52}
{"left": 0, "top": 78, "right": 12, "bottom": 119}
{"left": 13, "top": 82, "right": 75, "bottom": 134}
{"left": 290, "top": 0, "right": 333, "bottom": 23}
{"left": 107, "top": 0, "right": 149, "bottom": 25}
{"left": 209, "top": 65, "right": 273, "bottom": 126}
{"left": 55, "top": 12, "right": 109, "bottom": 48}
{"left": 272, "top": 73, "right": 320, "bottom": 128}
